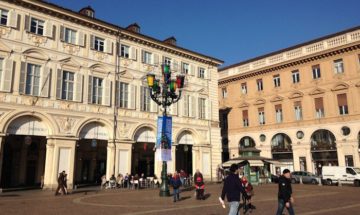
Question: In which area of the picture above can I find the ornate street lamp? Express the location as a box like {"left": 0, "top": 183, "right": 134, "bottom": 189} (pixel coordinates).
{"left": 146, "top": 64, "right": 185, "bottom": 197}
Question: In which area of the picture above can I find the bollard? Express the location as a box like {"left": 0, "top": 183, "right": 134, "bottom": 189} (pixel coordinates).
{"left": 338, "top": 179, "right": 342, "bottom": 187}
{"left": 318, "top": 178, "right": 322, "bottom": 186}
{"left": 300, "top": 176, "right": 303, "bottom": 184}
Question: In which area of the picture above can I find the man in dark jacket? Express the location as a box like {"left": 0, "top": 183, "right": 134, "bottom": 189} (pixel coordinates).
{"left": 220, "top": 164, "right": 248, "bottom": 215}
{"left": 55, "top": 171, "right": 66, "bottom": 196}
{"left": 276, "top": 169, "right": 295, "bottom": 215}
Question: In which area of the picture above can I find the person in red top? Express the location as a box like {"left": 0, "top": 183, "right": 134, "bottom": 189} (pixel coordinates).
{"left": 241, "top": 176, "right": 254, "bottom": 212}
{"left": 193, "top": 169, "right": 205, "bottom": 200}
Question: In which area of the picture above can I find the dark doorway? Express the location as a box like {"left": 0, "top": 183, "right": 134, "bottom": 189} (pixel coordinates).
{"left": 176, "top": 144, "right": 193, "bottom": 175}
{"left": 74, "top": 139, "right": 107, "bottom": 185}
{"left": 1, "top": 135, "right": 46, "bottom": 188}
{"left": 131, "top": 142, "right": 155, "bottom": 177}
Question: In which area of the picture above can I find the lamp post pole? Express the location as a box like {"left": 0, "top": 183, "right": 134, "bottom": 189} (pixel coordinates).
{"left": 146, "top": 64, "right": 185, "bottom": 197}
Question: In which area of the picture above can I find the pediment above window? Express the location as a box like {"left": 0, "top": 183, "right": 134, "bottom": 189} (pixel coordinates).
{"left": 22, "top": 48, "right": 49, "bottom": 61}
{"left": 356, "top": 82, "right": 360, "bottom": 88}
{"left": 331, "top": 82, "right": 349, "bottom": 91}
{"left": 238, "top": 102, "right": 250, "bottom": 108}
{"left": 309, "top": 88, "right": 325, "bottom": 95}
{"left": 89, "top": 63, "right": 111, "bottom": 74}
{"left": 119, "top": 69, "right": 134, "bottom": 81}
{"left": 58, "top": 57, "right": 82, "bottom": 69}
{"left": 288, "top": 91, "right": 304, "bottom": 99}
{"left": 198, "top": 88, "right": 209, "bottom": 96}
{"left": 253, "top": 98, "right": 266, "bottom": 105}
{"left": 270, "top": 95, "right": 284, "bottom": 103}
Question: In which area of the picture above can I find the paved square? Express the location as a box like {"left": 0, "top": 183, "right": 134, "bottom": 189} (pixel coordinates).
{"left": 1, "top": 184, "right": 360, "bottom": 215}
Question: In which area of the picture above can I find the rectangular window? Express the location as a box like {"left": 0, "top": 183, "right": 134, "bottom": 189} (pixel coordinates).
{"left": 0, "top": 58, "right": 3, "bottom": 88}
{"left": 92, "top": 77, "right": 103, "bottom": 104}
{"left": 315, "top": 97, "right": 324, "bottom": 118}
{"left": 94, "top": 37, "right": 105, "bottom": 52}
{"left": 198, "top": 98, "right": 206, "bottom": 119}
{"left": 337, "top": 93, "right": 348, "bottom": 115}
{"left": 241, "top": 83, "right": 247, "bottom": 95}
{"left": 198, "top": 67, "right": 205, "bottom": 79}
{"left": 294, "top": 101, "right": 302, "bottom": 121}
{"left": 257, "top": 79, "right": 263, "bottom": 91}
{"left": 164, "top": 57, "right": 171, "bottom": 66}
{"left": 144, "top": 51, "right": 152, "bottom": 64}
{"left": 181, "top": 62, "right": 189, "bottom": 74}
{"left": 183, "top": 95, "right": 190, "bottom": 117}
{"left": 334, "top": 59, "right": 344, "bottom": 74}
{"left": 141, "top": 86, "right": 151, "bottom": 112}
{"left": 242, "top": 110, "right": 249, "bottom": 127}
{"left": 118, "top": 82, "right": 129, "bottom": 108}
{"left": 25, "top": 63, "right": 41, "bottom": 96}
{"left": 312, "top": 65, "right": 321, "bottom": 79}
{"left": 275, "top": 104, "right": 283, "bottom": 123}
{"left": 222, "top": 88, "right": 227, "bottom": 98}
{"left": 273, "top": 75, "right": 281, "bottom": 87}
{"left": 120, "top": 45, "right": 130, "bottom": 58}
{"left": 64, "top": 28, "right": 77, "bottom": 45}
{"left": 0, "top": 9, "right": 8, "bottom": 25}
{"left": 30, "top": 18, "right": 44, "bottom": 35}
{"left": 292, "top": 70, "right": 300, "bottom": 83}
{"left": 61, "top": 71, "right": 74, "bottom": 101}
{"left": 258, "top": 107, "right": 265, "bottom": 125}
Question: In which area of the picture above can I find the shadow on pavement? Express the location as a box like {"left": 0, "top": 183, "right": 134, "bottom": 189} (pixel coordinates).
{"left": 0, "top": 194, "right": 20, "bottom": 197}
{"left": 178, "top": 196, "right": 191, "bottom": 201}
{"left": 204, "top": 193, "right": 211, "bottom": 200}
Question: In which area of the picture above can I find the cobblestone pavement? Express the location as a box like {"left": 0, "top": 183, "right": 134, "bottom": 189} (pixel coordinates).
{"left": 1, "top": 183, "right": 360, "bottom": 215}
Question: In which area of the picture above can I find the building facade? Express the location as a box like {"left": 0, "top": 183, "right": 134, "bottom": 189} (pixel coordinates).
{"left": 219, "top": 27, "right": 360, "bottom": 174}
{"left": 0, "top": 0, "right": 223, "bottom": 190}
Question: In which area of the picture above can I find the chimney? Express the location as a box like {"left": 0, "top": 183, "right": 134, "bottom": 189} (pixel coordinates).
{"left": 126, "top": 23, "right": 140, "bottom": 33}
{"left": 164, "top": 36, "right": 177, "bottom": 46}
{"left": 79, "top": 6, "right": 95, "bottom": 18}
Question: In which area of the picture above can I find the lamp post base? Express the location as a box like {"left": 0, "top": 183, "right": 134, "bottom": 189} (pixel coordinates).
{"left": 159, "top": 161, "right": 170, "bottom": 197}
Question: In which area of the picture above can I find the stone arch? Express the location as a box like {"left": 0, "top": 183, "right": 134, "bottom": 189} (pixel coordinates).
{"left": 0, "top": 110, "right": 57, "bottom": 135}
{"left": 271, "top": 133, "right": 292, "bottom": 151}
{"left": 239, "top": 136, "right": 256, "bottom": 149}
{"left": 174, "top": 128, "right": 200, "bottom": 145}
{"left": 176, "top": 130, "right": 195, "bottom": 145}
{"left": 130, "top": 123, "right": 156, "bottom": 141}
{"left": 75, "top": 118, "right": 114, "bottom": 140}
{"left": 310, "top": 129, "right": 336, "bottom": 151}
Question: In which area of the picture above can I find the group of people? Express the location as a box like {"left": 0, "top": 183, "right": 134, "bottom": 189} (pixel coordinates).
{"left": 54, "top": 170, "right": 68, "bottom": 196}
{"left": 220, "top": 163, "right": 294, "bottom": 215}
{"left": 101, "top": 173, "right": 160, "bottom": 189}
{"left": 169, "top": 169, "right": 205, "bottom": 202}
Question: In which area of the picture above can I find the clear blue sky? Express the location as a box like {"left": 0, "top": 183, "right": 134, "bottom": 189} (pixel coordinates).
{"left": 49, "top": 0, "right": 360, "bottom": 67}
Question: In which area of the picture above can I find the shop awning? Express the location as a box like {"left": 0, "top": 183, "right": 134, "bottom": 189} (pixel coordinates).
{"left": 265, "top": 160, "right": 288, "bottom": 166}
{"left": 249, "top": 160, "right": 263, "bottom": 167}
{"left": 222, "top": 160, "right": 244, "bottom": 168}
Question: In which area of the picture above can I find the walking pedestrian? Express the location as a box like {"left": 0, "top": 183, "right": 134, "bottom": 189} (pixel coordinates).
{"left": 63, "top": 172, "right": 68, "bottom": 195}
{"left": 276, "top": 169, "right": 295, "bottom": 215}
{"left": 219, "top": 164, "right": 248, "bottom": 215}
{"left": 55, "top": 171, "right": 66, "bottom": 196}
{"left": 170, "top": 171, "right": 182, "bottom": 202}
{"left": 241, "top": 176, "right": 254, "bottom": 212}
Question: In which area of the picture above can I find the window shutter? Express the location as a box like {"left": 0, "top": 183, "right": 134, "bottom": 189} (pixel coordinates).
{"left": 190, "top": 65, "right": 195, "bottom": 76}
{"left": 275, "top": 104, "right": 282, "bottom": 111}
{"left": 44, "top": 21, "right": 53, "bottom": 38}
{"left": 140, "top": 86, "right": 144, "bottom": 110}
{"left": 24, "top": 15, "right": 30, "bottom": 32}
{"left": 150, "top": 99, "right": 158, "bottom": 113}
{"left": 141, "top": 50, "right": 145, "bottom": 63}
{"left": 337, "top": 94, "right": 347, "bottom": 106}
{"left": 77, "top": 31, "right": 85, "bottom": 47}
{"left": 7, "top": 10, "right": 17, "bottom": 28}
{"left": 206, "top": 69, "right": 211, "bottom": 80}
{"left": 242, "top": 110, "right": 249, "bottom": 120}
{"left": 315, "top": 97, "right": 324, "bottom": 109}
{"left": 169, "top": 102, "right": 178, "bottom": 116}
{"left": 190, "top": 96, "right": 196, "bottom": 118}
{"left": 153, "top": 53, "right": 159, "bottom": 66}
{"left": 173, "top": 59, "right": 178, "bottom": 71}
{"left": 59, "top": 25, "right": 65, "bottom": 42}
{"left": 105, "top": 39, "right": 113, "bottom": 54}
{"left": 128, "top": 84, "right": 136, "bottom": 109}
{"left": 115, "top": 81, "right": 120, "bottom": 107}
{"left": 74, "top": 73, "right": 83, "bottom": 102}
{"left": 103, "top": 79, "right": 111, "bottom": 106}
{"left": 1, "top": 59, "right": 13, "bottom": 92}
{"left": 183, "top": 95, "right": 189, "bottom": 116}
{"left": 294, "top": 101, "right": 301, "bottom": 107}
{"left": 40, "top": 67, "right": 51, "bottom": 97}
{"left": 205, "top": 99, "right": 211, "bottom": 120}
{"left": 90, "top": 35, "right": 95, "bottom": 50}
{"left": 19, "top": 62, "right": 26, "bottom": 94}
{"left": 131, "top": 47, "right": 137, "bottom": 61}
{"left": 88, "top": 75, "right": 93, "bottom": 103}
{"left": 56, "top": 69, "right": 63, "bottom": 99}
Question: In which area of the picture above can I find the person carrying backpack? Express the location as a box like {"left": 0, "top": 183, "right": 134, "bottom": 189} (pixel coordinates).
{"left": 170, "top": 171, "right": 182, "bottom": 202}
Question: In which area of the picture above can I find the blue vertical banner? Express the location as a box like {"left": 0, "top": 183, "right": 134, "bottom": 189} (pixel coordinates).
{"left": 155, "top": 116, "right": 172, "bottom": 161}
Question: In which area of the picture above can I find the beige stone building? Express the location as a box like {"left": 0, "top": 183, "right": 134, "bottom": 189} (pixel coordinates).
{"left": 0, "top": 0, "right": 223, "bottom": 190}
{"left": 219, "top": 26, "right": 360, "bottom": 175}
